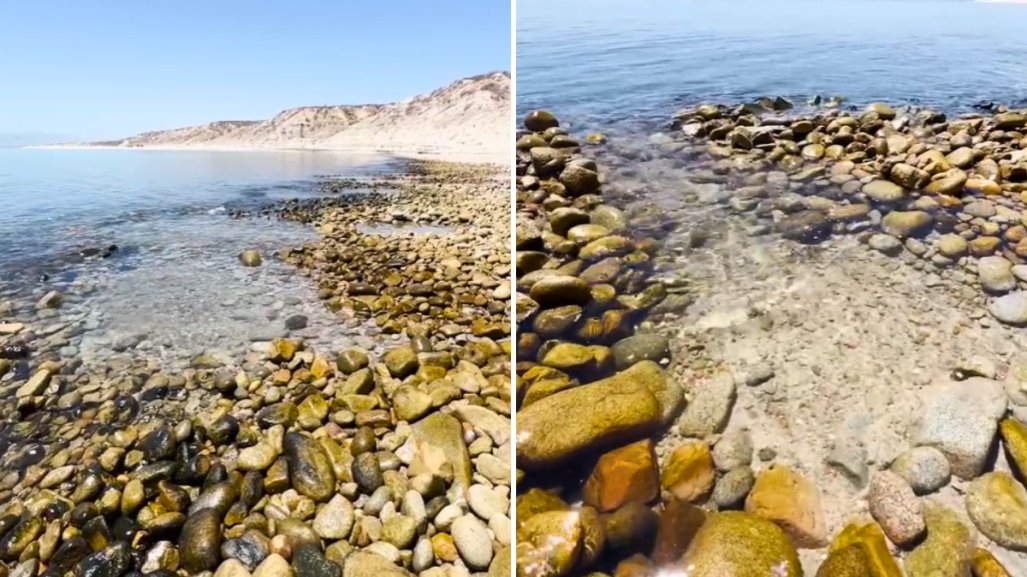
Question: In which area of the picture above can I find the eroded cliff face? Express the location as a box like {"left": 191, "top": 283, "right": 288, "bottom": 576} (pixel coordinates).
{"left": 95, "top": 72, "right": 510, "bottom": 160}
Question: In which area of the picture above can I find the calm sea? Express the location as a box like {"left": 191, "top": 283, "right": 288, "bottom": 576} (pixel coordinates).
{"left": 0, "top": 148, "right": 397, "bottom": 365}
{"left": 518, "top": 0, "right": 1027, "bottom": 128}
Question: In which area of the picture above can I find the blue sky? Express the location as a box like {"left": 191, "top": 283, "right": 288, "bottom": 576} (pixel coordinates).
{"left": 0, "top": 0, "right": 511, "bottom": 140}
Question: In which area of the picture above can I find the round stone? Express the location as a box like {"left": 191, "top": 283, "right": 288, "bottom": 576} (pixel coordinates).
{"left": 867, "top": 471, "right": 926, "bottom": 547}
{"left": 451, "top": 514, "right": 494, "bottom": 570}
{"left": 889, "top": 447, "right": 951, "bottom": 495}
{"left": 525, "top": 110, "right": 559, "bottom": 132}
{"left": 863, "top": 180, "right": 905, "bottom": 203}
{"left": 990, "top": 292, "right": 1027, "bottom": 326}
{"left": 868, "top": 234, "right": 903, "bottom": 255}
{"left": 966, "top": 472, "right": 1027, "bottom": 551}
{"left": 312, "top": 495, "right": 354, "bottom": 540}
{"left": 978, "top": 256, "right": 1016, "bottom": 294}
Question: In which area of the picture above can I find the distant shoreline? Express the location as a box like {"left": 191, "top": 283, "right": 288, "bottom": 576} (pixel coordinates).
{"left": 25, "top": 143, "right": 509, "bottom": 165}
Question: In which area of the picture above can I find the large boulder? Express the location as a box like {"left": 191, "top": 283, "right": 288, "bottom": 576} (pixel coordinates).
{"left": 516, "top": 363, "right": 665, "bottom": 470}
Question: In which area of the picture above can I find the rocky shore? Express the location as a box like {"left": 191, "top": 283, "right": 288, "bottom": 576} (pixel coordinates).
{"left": 0, "top": 162, "right": 512, "bottom": 577}
{"left": 514, "top": 111, "right": 694, "bottom": 576}
{"left": 514, "top": 106, "right": 1027, "bottom": 576}
{"left": 670, "top": 100, "right": 1027, "bottom": 325}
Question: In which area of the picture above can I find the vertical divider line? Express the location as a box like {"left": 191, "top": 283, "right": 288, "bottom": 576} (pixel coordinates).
{"left": 508, "top": 0, "right": 518, "bottom": 575}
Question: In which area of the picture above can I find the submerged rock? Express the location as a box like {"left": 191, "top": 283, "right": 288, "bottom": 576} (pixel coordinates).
{"left": 903, "top": 503, "right": 974, "bottom": 577}
{"left": 744, "top": 464, "right": 827, "bottom": 548}
{"left": 582, "top": 439, "right": 659, "bottom": 512}
{"left": 679, "top": 511, "right": 801, "bottom": 577}
{"left": 889, "top": 446, "right": 950, "bottom": 495}
{"left": 822, "top": 521, "right": 902, "bottom": 577}
{"left": 965, "top": 472, "right": 1027, "bottom": 551}
{"left": 516, "top": 510, "right": 582, "bottom": 577}
{"left": 239, "top": 250, "right": 263, "bottom": 267}
{"left": 867, "top": 471, "right": 925, "bottom": 547}
{"left": 660, "top": 441, "right": 715, "bottom": 503}
{"left": 516, "top": 365, "right": 664, "bottom": 470}
{"left": 913, "top": 378, "right": 1005, "bottom": 479}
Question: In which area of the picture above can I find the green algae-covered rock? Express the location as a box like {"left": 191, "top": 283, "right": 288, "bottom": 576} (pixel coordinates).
{"left": 817, "top": 545, "right": 873, "bottom": 577}
{"left": 825, "top": 521, "right": 902, "bottom": 577}
{"left": 903, "top": 503, "right": 974, "bottom": 577}
{"left": 679, "top": 511, "right": 801, "bottom": 577}
{"left": 579, "top": 236, "right": 633, "bottom": 261}
{"left": 999, "top": 417, "right": 1027, "bottom": 479}
{"left": 516, "top": 489, "right": 569, "bottom": 533}
{"left": 516, "top": 510, "right": 583, "bottom": 577}
{"left": 283, "top": 432, "right": 336, "bottom": 503}
{"left": 881, "top": 210, "right": 933, "bottom": 239}
{"left": 517, "top": 364, "right": 665, "bottom": 470}
{"left": 966, "top": 472, "right": 1027, "bottom": 551}
{"left": 540, "top": 342, "right": 598, "bottom": 372}
{"left": 383, "top": 346, "right": 418, "bottom": 378}
{"left": 863, "top": 180, "right": 905, "bottom": 203}
{"left": 971, "top": 547, "right": 1013, "bottom": 577}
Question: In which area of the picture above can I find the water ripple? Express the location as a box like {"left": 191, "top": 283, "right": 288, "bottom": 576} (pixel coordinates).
{"left": 518, "top": 0, "right": 1027, "bottom": 127}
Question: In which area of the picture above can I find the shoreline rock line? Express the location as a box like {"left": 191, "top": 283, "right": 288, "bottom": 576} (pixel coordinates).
{"left": 670, "top": 99, "right": 1027, "bottom": 326}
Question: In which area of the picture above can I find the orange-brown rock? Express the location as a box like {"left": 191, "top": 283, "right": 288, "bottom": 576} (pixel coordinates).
{"left": 745, "top": 464, "right": 827, "bottom": 548}
{"left": 583, "top": 439, "right": 659, "bottom": 512}
{"left": 970, "top": 236, "right": 1001, "bottom": 257}
{"left": 1005, "top": 225, "right": 1027, "bottom": 245}
{"left": 971, "top": 547, "right": 1012, "bottom": 577}
{"left": 651, "top": 498, "right": 707, "bottom": 565}
{"left": 660, "top": 441, "right": 715, "bottom": 503}
{"left": 614, "top": 554, "right": 653, "bottom": 577}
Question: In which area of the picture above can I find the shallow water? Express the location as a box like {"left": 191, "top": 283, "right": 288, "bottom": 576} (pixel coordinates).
{"left": 518, "top": 0, "right": 1027, "bottom": 127}
{"left": 0, "top": 149, "right": 400, "bottom": 366}
{"left": 518, "top": 0, "right": 1027, "bottom": 572}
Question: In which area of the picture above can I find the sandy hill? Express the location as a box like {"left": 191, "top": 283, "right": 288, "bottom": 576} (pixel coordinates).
{"left": 90, "top": 72, "right": 510, "bottom": 163}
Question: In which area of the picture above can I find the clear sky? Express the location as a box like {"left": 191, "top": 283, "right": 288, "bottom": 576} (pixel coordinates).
{"left": 0, "top": 0, "right": 511, "bottom": 140}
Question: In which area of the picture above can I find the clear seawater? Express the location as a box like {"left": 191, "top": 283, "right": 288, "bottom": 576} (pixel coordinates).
{"left": 0, "top": 149, "right": 400, "bottom": 366}
{"left": 517, "top": 0, "right": 1027, "bottom": 127}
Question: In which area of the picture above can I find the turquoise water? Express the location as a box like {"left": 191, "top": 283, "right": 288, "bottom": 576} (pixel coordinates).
{"left": 517, "top": 0, "right": 1027, "bottom": 126}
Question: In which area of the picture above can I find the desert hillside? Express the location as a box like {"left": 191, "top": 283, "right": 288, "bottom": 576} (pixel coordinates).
{"left": 87, "top": 72, "right": 510, "bottom": 162}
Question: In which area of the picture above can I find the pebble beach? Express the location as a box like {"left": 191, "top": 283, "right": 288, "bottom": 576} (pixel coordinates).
{"left": 0, "top": 160, "right": 513, "bottom": 577}
{"left": 513, "top": 99, "right": 1027, "bottom": 576}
